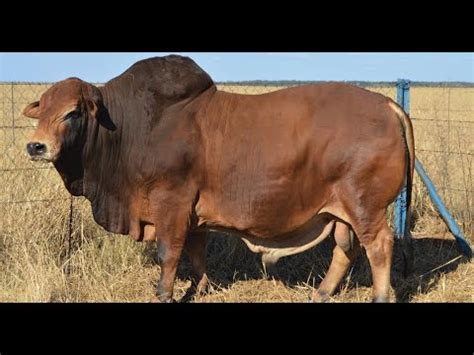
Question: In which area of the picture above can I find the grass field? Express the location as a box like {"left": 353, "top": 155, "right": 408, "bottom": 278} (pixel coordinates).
{"left": 0, "top": 83, "right": 472, "bottom": 302}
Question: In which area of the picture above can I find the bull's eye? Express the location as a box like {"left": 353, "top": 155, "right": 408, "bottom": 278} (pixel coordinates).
{"left": 65, "top": 110, "right": 81, "bottom": 120}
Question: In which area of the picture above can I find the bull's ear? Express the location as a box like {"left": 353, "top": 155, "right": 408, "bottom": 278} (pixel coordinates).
{"left": 86, "top": 99, "right": 99, "bottom": 118}
{"left": 22, "top": 101, "right": 41, "bottom": 119}
{"left": 86, "top": 99, "right": 116, "bottom": 131}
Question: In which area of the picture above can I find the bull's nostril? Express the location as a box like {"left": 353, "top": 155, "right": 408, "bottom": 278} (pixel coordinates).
{"left": 34, "top": 143, "right": 45, "bottom": 152}
{"left": 27, "top": 142, "right": 47, "bottom": 156}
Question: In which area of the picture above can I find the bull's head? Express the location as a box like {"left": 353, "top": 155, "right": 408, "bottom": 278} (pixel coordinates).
{"left": 23, "top": 78, "right": 104, "bottom": 163}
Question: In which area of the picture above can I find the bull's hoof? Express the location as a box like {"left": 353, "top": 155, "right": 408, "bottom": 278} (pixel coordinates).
{"left": 150, "top": 294, "right": 174, "bottom": 303}
{"left": 195, "top": 275, "right": 211, "bottom": 296}
{"left": 180, "top": 279, "right": 212, "bottom": 303}
{"left": 312, "top": 290, "right": 331, "bottom": 303}
{"left": 372, "top": 296, "right": 389, "bottom": 303}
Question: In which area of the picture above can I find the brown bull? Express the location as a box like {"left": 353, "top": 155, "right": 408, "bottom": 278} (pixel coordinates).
{"left": 23, "top": 55, "right": 414, "bottom": 302}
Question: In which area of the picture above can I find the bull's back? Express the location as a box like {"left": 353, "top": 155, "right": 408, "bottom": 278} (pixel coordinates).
{"left": 195, "top": 83, "right": 404, "bottom": 237}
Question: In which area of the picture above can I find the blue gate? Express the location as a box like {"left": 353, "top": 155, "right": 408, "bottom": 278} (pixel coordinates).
{"left": 393, "top": 79, "right": 472, "bottom": 262}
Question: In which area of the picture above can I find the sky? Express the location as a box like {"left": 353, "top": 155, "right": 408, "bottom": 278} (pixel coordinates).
{"left": 0, "top": 53, "right": 473, "bottom": 83}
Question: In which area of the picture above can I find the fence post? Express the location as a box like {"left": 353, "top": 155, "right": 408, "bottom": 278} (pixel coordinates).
{"left": 394, "top": 79, "right": 411, "bottom": 241}
{"left": 393, "top": 80, "right": 414, "bottom": 277}
{"left": 65, "top": 195, "right": 74, "bottom": 276}
{"left": 11, "top": 83, "right": 15, "bottom": 141}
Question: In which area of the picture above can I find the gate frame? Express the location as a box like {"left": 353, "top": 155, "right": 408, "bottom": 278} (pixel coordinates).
{"left": 393, "top": 79, "right": 472, "bottom": 259}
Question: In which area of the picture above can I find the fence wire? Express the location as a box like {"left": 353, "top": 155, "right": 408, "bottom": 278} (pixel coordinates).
{"left": 1, "top": 82, "right": 472, "bottom": 237}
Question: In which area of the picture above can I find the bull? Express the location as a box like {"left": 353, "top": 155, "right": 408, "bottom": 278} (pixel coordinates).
{"left": 24, "top": 55, "right": 414, "bottom": 302}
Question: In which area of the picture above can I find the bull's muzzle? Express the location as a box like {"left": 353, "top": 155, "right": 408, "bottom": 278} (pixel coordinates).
{"left": 26, "top": 142, "right": 47, "bottom": 159}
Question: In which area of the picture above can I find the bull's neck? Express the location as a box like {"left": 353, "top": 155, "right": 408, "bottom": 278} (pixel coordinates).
{"left": 82, "top": 85, "right": 132, "bottom": 197}
{"left": 74, "top": 84, "right": 135, "bottom": 234}
{"left": 91, "top": 85, "right": 125, "bottom": 163}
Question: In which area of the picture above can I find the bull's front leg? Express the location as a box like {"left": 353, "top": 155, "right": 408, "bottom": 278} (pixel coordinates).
{"left": 150, "top": 186, "right": 197, "bottom": 303}
{"left": 180, "top": 230, "right": 209, "bottom": 302}
{"left": 156, "top": 236, "right": 187, "bottom": 303}
{"left": 185, "top": 230, "right": 209, "bottom": 295}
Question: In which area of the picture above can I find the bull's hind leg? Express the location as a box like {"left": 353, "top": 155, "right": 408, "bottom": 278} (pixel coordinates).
{"left": 347, "top": 211, "right": 394, "bottom": 303}
{"left": 362, "top": 221, "right": 394, "bottom": 303}
{"left": 312, "top": 222, "right": 360, "bottom": 302}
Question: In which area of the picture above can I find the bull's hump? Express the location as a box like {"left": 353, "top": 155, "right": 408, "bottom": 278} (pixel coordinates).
{"left": 103, "top": 55, "right": 214, "bottom": 105}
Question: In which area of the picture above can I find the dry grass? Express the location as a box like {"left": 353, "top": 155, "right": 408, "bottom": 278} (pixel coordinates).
{"left": 0, "top": 83, "right": 472, "bottom": 302}
{"left": 1, "top": 198, "right": 472, "bottom": 302}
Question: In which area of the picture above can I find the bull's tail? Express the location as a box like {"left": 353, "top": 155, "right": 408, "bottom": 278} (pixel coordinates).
{"left": 389, "top": 101, "right": 415, "bottom": 277}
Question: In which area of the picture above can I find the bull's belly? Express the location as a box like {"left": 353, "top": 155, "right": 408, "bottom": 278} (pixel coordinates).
{"left": 195, "top": 178, "right": 333, "bottom": 237}
{"left": 198, "top": 212, "right": 336, "bottom": 265}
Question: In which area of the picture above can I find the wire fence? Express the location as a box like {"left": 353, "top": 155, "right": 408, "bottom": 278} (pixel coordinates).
{"left": 1, "top": 82, "right": 473, "bottom": 240}
{"left": 409, "top": 86, "right": 473, "bottom": 236}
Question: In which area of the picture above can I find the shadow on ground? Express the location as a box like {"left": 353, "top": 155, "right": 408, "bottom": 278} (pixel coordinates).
{"left": 143, "top": 232, "right": 470, "bottom": 302}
